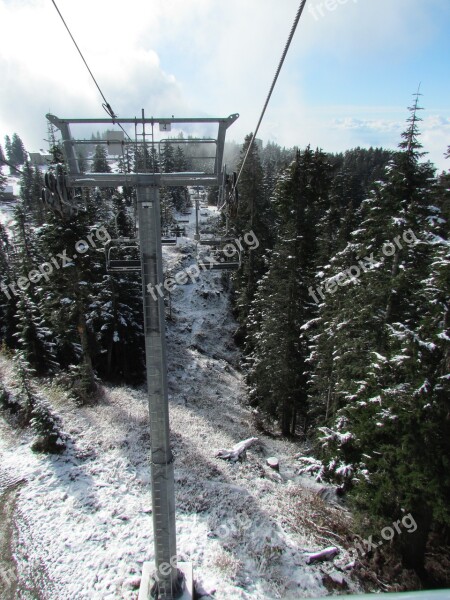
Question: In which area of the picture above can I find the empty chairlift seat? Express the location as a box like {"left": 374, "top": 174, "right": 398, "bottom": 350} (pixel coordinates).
{"left": 105, "top": 239, "right": 141, "bottom": 272}
{"left": 203, "top": 248, "right": 240, "bottom": 271}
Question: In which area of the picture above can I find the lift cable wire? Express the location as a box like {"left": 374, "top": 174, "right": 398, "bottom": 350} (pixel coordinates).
{"left": 232, "top": 0, "right": 308, "bottom": 193}
{"left": 50, "top": 0, "right": 132, "bottom": 142}
{"left": 0, "top": 158, "right": 25, "bottom": 177}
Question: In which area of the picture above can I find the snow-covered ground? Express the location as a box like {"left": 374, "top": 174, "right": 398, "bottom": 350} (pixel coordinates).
{"left": 0, "top": 201, "right": 363, "bottom": 599}
{"left": 0, "top": 174, "right": 20, "bottom": 232}
{"left": 0, "top": 201, "right": 16, "bottom": 230}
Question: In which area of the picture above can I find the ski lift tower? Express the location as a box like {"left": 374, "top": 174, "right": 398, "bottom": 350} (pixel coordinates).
{"left": 46, "top": 111, "right": 239, "bottom": 600}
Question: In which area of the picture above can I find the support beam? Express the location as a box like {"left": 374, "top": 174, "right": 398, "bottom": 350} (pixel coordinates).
{"left": 67, "top": 173, "right": 220, "bottom": 188}
{"left": 44, "top": 111, "right": 239, "bottom": 600}
{"left": 58, "top": 121, "right": 80, "bottom": 175}
{"left": 137, "top": 186, "right": 182, "bottom": 600}
{"left": 47, "top": 113, "right": 239, "bottom": 127}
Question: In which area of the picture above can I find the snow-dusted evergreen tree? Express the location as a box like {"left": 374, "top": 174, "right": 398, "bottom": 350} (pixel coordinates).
{"left": 314, "top": 96, "right": 449, "bottom": 573}
{"left": 161, "top": 142, "right": 175, "bottom": 173}
{"left": 92, "top": 144, "right": 111, "bottom": 173}
{"left": 87, "top": 198, "right": 144, "bottom": 383}
{"left": 10, "top": 194, "right": 45, "bottom": 373}
{"left": 13, "top": 351, "right": 37, "bottom": 424}
{"left": 4, "top": 133, "right": 27, "bottom": 173}
{"left": 230, "top": 134, "right": 274, "bottom": 328}
{"left": 19, "top": 159, "right": 32, "bottom": 194}
{"left": 11, "top": 133, "right": 27, "bottom": 166}
{"left": 14, "top": 289, "right": 57, "bottom": 376}
{"left": 30, "top": 395, "right": 66, "bottom": 454}
{"left": 174, "top": 145, "right": 187, "bottom": 172}
{"left": 12, "top": 351, "right": 66, "bottom": 453}
{"left": 117, "top": 148, "right": 134, "bottom": 206}
{"left": 0, "top": 222, "right": 17, "bottom": 348}
{"left": 161, "top": 142, "right": 187, "bottom": 211}
{"left": 0, "top": 155, "right": 7, "bottom": 197}
{"left": 20, "top": 161, "right": 44, "bottom": 225}
{"left": 35, "top": 198, "right": 100, "bottom": 401}
{"left": 246, "top": 148, "right": 332, "bottom": 435}
{"left": 134, "top": 143, "right": 159, "bottom": 173}
{"left": 4, "top": 135, "right": 13, "bottom": 173}
{"left": 160, "top": 188, "right": 175, "bottom": 228}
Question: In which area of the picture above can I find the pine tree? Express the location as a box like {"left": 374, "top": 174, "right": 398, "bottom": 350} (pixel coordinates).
{"left": 10, "top": 133, "right": 27, "bottom": 166}
{"left": 92, "top": 144, "right": 111, "bottom": 173}
{"left": 116, "top": 148, "right": 134, "bottom": 205}
{"left": 14, "top": 291, "right": 57, "bottom": 375}
{"left": 0, "top": 222, "right": 18, "bottom": 348}
{"left": 47, "top": 121, "right": 64, "bottom": 164}
{"left": 315, "top": 96, "right": 449, "bottom": 574}
{"left": 35, "top": 207, "right": 99, "bottom": 401}
{"left": 161, "top": 143, "right": 175, "bottom": 173}
{"left": 134, "top": 143, "right": 158, "bottom": 173}
{"left": 0, "top": 162, "right": 6, "bottom": 199}
{"left": 77, "top": 148, "right": 88, "bottom": 173}
{"left": 19, "top": 161, "right": 34, "bottom": 214}
{"left": 160, "top": 143, "right": 187, "bottom": 211}
{"left": 31, "top": 166, "right": 45, "bottom": 225}
{"left": 246, "top": 148, "right": 332, "bottom": 435}
{"left": 4, "top": 135, "right": 13, "bottom": 173}
{"left": 160, "top": 188, "right": 175, "bottom": 228}
{"left": 174, "top": 146, "right": 187, "bottom": 172}
{"left": 30, "top": 396, "right": 66, "bottom": 454}
{"left": 7, "top": 197, "right": 56, "bottom": 373}
{"left": 13, "top": 352, "right": 65, "bottom": 453}
{"left": 88, "top": 199, "right": 144, "bottom": 382}
{"left": 0, "top": 144, "right": 6, "bottom": 173}
{"left": 230, "top": 134, "right": 274, "bottom": 328}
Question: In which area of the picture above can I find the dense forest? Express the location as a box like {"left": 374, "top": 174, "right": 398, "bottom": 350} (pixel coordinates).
{"left": 227, "top": 102, "right": 450, "bottom": 581}
{"left": 0, "top": 100, "right": 449, "bottom": 585}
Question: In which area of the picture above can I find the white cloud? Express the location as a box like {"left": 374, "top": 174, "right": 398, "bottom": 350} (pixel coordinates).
{"left": 0, "top": 0, "right": 192, "bottom": 149}
{"left": 0, "top": 0, "right": 448, "bottom": 173}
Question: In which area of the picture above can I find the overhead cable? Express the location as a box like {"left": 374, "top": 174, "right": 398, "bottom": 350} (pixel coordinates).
{"left": 234, "top": 0, "right": 308, "bottom": 190}
{"left": 50, "top": 0, "right": 132, "bottom": 141}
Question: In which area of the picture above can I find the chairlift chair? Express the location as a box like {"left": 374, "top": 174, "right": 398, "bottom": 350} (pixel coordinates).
{"left": 169, "top": 226, "right": 186, "bottom": 237}
{"left": 202, "top": 247, "right": 241, "bottom": 271}
{"left": 161, "top": 238, "right": 177, "bottom": 246}
{"left": 160, "top": 226, "right": 178, "bottom": 245}
{"left": 198, "top": 237, "right": 236, "bottom": 248}
{"left": 105, "top": 238, "right": 141, "bottom": 272}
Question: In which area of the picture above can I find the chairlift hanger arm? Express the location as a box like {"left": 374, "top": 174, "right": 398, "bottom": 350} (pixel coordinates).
{"left": 46, "top": 112, "right": 237, "bottom": 189}
{"left": 47, "top": 113, "right": 239, "bottom": 128}
{"left": 67, "top": 173, "right": 220, "bottom": 188}
{"left": 74, "top": 138, "right": 218, "bottom": 146}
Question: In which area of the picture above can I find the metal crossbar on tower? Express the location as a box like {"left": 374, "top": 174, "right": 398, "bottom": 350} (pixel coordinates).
{"left": 46, "top": 111, "right": 238, "bottom": 599}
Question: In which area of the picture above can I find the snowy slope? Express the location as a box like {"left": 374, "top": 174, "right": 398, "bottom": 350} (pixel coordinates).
{"left": 0, "top": 200, "right": 16, "bottom": 230}
{"left": 0, "top": 203, "right": 363, "bottom": 599}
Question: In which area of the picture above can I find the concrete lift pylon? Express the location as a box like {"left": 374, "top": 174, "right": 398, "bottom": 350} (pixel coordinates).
{"left": 46, "top": 111, "right": 238, "bottom": 600}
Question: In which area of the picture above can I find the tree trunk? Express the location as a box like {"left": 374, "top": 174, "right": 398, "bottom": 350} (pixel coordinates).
{"left": 291, "top": 406, "right": 297, "bottom": 436}
{"left": 400, "top": 504, "right": 432, "bottom": 577}
{"left": 77, "top": 308, "right": 95, "bottom": 393}
{"left": 281, "top": 398, "right": 292, "bottom": 437}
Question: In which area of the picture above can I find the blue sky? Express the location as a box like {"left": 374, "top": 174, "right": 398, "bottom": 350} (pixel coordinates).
{"left": 0, "top": 0, "right": 449, "bottom": 170}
